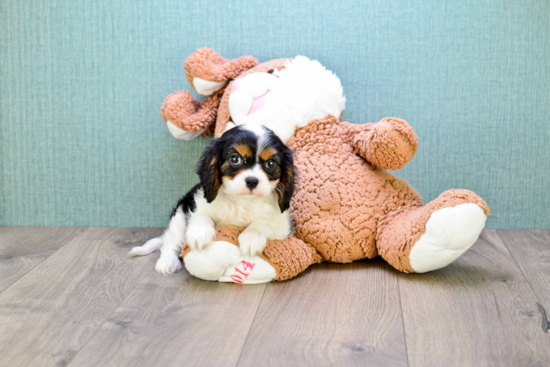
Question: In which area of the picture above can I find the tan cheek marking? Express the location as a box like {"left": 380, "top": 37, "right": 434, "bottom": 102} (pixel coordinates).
{"left": 234, "top": 144, "right": 253, "bottom": 158}
{"left": 259, "top": 148, "right": 277, "bottom": 161}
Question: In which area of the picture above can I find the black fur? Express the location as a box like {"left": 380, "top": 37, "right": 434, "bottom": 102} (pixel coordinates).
{"left": 196, "top": 139, "right": 224, "bottom": 203}
{"left": 276, "top": 148, "right": 295, "bottom": 212}
{"left": 170, "top": 183, "right": 201, "bottom": 218}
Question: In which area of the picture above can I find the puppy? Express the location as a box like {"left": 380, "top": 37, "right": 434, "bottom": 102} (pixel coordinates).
{"left": 130, "top": 124, "right": 294, "bottom": 275}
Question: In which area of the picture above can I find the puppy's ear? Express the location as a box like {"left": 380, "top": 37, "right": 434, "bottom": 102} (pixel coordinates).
{"left": 196, "top": 140, "right": 223, "bottom": 203}
{"left": 276, "top": 149, "right": 294, "bottom": 213}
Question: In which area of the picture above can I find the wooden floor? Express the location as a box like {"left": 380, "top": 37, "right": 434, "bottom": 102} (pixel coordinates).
{"left": 0, "top": 227, "right": 549, "bottom": 367}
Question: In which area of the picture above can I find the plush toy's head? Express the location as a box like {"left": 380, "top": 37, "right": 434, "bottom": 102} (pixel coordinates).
{"left": 162, "top": 48, "right": 346, "bottom": 143}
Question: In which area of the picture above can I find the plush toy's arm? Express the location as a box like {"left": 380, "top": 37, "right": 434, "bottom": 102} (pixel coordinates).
{"left": 160, "top": 90, "right": 222, "bottom": 139}
{"left": 160, "top": 48, "right": 259, "bottom": 140}
{"left": 340, "top": 118, "right": 418, "bottom": 170}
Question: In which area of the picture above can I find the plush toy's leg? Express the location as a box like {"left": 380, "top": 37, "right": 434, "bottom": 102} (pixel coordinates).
{"left": 181, "top": 225, "right": 272, "bottom": 283}
{"left": 181, "top": 225, "right": 322, "bottom": 283}
{"left": 260, "top": 236, "right": 323, "bottom": 281}
{"left": 377, "top": 189, "right": 490, "bottom": 273}
{"left": 183, "top": 240, "right": 243, "bottom": 281}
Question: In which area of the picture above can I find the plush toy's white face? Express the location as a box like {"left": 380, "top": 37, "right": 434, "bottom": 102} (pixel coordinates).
{"left": 227, "top": 56, "right": 346, "bottom": 143}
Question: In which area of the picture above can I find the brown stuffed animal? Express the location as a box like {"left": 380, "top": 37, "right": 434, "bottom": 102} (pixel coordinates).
{"left": 161, "top": 48, "right": 489, "bottom": 283}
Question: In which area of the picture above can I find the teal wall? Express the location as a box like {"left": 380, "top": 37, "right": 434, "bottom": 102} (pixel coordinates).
{"left": 1, "top": 0, "right": 549, "bottom": 229}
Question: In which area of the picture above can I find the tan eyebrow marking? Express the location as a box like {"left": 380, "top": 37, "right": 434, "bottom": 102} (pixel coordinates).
{"left": 234, "top": 144, "right": 253, "bottom": 158}
{"left": 259, "top": 147, "right": 277, "bottom": 161}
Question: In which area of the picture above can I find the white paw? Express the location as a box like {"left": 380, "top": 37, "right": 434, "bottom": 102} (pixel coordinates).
{"left": 238, "top": 230, "right": 267, "bottom": 258}
{"left": 184, "top": 241, "right": 241, "bottom": 281}
{"left": 409, "top": 203, "right": 487, "bottom": 273}
{"left": 155, "top": 256, "right": 183, "bottom": 275}
{"left": 186, "top": 226, "right": 216, "bottom": 251}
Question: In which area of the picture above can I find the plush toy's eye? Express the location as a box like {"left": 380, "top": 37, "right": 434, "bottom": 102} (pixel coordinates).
{"left": 265, "top": 159, "right": 276, "bottom": 169}
{"left": 230, "top": 155, "right": 242, "bottom": 166}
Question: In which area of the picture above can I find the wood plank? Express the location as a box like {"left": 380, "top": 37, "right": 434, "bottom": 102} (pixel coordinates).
{"left": 237, "top": 259, "right": 408, "bottom": 367}
{"left": 0, "top": 226, "right": 85, "bottom": 293}
{"left": 0, "top": 227, "right": 163, "bottom": 367}
{"left": 0, "top": 226, "right": 14, "bottom": 235}
{"left": 68, "top": 270, "right": 266, "bottom": 367}
{"left": 398, "top": 230, "right": 550, "bottom": 367}
{"left": 497, "top": 230, "right": 550, "bottom": 316}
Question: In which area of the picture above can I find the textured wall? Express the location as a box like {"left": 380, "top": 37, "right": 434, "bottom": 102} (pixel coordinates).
{"left": 1, "top": 0, "right": 549, "bottom": 229}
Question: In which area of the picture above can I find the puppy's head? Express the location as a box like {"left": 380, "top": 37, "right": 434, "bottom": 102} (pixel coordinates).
{"left": 197, "top": 124, "right": 294, "bottom": 212}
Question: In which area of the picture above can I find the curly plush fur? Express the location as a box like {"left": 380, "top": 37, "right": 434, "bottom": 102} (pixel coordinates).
{"left": 152, "top": 48, "right": 489, "bottom": 281}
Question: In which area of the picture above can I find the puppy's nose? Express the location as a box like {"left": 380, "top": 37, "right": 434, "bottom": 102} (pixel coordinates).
{"left": 245, "top": 177, "right": 259, "bottom": 189}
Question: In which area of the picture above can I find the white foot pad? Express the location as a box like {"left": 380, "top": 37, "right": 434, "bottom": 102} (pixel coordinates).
{"left": 184, "top": 241, "right": 276, "bottom": 284}
{"left": 409, "top": 203, "right": 487, "bottom": 273}
{"left": 219, "top": 257, "right": 276, "bottom": 284}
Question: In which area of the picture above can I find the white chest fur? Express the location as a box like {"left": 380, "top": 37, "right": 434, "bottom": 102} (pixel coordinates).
{"left": 192, "top": 188, "right": 289, "bottom": 236}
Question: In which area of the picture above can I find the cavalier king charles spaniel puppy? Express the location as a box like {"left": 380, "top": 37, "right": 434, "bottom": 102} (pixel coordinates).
{"left": 130, "top": 124, "right": 294, "bottom": 275}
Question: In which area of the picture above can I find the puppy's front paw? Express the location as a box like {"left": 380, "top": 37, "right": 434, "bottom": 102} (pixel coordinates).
{"left": 238, "top": 230, "right": 267, "bottom": 258}
{"left": 155, "top": 256, "right": 182, "bottom": 275}
{"left": 186, "top": 225, "right": 216, "bottom": 251}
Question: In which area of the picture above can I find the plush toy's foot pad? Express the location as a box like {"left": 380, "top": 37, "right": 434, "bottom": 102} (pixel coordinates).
{"left": 219, "top": 257, "right": 277, "bottom": 284}
{"left": 409, "top": 203, "right": 487, "bottom": 273}
{"left": 183, "top": 241, "right": 276, "bottom": 283}
{"left": 166, "top": 122, "right": 206, "bottom": 141}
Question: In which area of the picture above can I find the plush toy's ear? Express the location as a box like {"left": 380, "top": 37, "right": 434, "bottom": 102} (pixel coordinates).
{"left": 276, "top": 149, "right": 294, "bottom": 213}
{"left": 184, "top": 48, "right": 258, "bottom": 96}
{"left": 196, "top": 139, "right": 224, "bottom": 202}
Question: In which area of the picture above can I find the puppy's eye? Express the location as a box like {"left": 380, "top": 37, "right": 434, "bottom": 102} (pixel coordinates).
{"left": 230, "top": 155, "right": 242, "bottom": 165}
{"left": 265, "top": 159, "right": 276, "bottom": 169}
